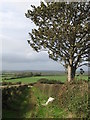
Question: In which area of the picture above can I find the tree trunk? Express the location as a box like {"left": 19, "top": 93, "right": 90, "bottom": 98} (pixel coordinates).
{"left": 67, "top": 59, "right": 76, "bottom": 82}
{"left": 68, "top": 65, "right": 72, "bottom": 82}
{"left": 67, "top": 65, "right": 76, "bottom": 82}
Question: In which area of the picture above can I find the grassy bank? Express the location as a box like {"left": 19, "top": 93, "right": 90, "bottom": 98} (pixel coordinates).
{"left": 2, "top": 85, "right": 36, "bottom": 118}
{"left": 2, "top": 80, "right": 89, "bottom": 119}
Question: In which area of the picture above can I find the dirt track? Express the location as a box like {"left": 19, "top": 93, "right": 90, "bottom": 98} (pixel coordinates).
{"left": 0, "top": 84, "right": 33, "bottom": 89}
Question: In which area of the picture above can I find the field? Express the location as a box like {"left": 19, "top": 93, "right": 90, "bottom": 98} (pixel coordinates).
{"left": 1, "top": 71, "right": 88, "bottom": 84}
{"left": 3, "top": 76, "right": 67, "bottom": 83}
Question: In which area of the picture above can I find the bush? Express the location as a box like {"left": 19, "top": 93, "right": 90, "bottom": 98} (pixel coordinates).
{"left": 34, "top": 73, "right": 41, "bottom": 76}
{"left": 58, "top": 81, "right": 88, "bottom": 118}
{"left": 2, "top": 82, "right": 13, "bottom": 85}
{"left": 16, "top": 82, "right": 22, "bottom": 85}
{"left": 28, "top": 83, "right": 36, "bottom": 86}
{"left": 38, "top": 78, "right": 64, "bottom": 84}
{"left": 2, "top": 82, "right": 7, "bottom": 85}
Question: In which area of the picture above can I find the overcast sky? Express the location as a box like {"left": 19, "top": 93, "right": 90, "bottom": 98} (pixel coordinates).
{"left": 0, "top": 0, "right": 65, "bottom": 71}
{"left": 0, "top": 0, "right": 88, "bottom": 71}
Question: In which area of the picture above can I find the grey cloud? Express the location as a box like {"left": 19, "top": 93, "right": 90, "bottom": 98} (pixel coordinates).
{"left": 0, "top": 1, "right": 64, "bottom": 71}
{"left": 2, "top": 61, "right": 64, "bottom": 71}
{"left": 2, "top": 52, "right": 50, "bottom": 63}
{"left": 2, "top": 52, "right": 64, "bottom": 71}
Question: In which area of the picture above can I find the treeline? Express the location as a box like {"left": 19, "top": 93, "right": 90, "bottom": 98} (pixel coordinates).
{"left": 3, "top": 72, "right": 42, "bottom": 80}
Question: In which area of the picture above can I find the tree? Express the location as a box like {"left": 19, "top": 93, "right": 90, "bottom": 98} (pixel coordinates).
{"left": 80, "top": 68, "right": 85, "bottom": 75}
{"left": 25, "top": 2, "right": 89, "bottom": 82}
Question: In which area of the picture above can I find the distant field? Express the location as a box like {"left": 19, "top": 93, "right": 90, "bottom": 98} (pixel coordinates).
{"left": 2, "top": 75, "right": 88, "bottom": 84}
{"left": 3, "top": 76, "right": 66, "bottom": 83}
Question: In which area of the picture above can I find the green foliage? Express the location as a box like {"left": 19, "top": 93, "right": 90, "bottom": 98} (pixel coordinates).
{"left": 57, "top": 81, "right": 88, "bottom": 118}
{"left": 31, "top": 87, "right": 67, "bottom": 118}
{"left": 68, "top": 93, "right": 88, "bottom": 117}
{"left": 2, "top": 75, "right": 67, "bottom": 83}
{"left": 33, "top": 81, "right": 88, "bottom": 118}
{"left": 25, "top": 2, "right": 89, "bottom": 70}
{"left": 2, "top": 81, "right": 22, "bottom": 86}
{"left": 3, "top": 75, "right": 88, "bottom": 84}
{"left": 80, "top": 68, "right": 85, "bottom": 75}
{"left": 2, "top": 81, "right": 88, "bottom": 118}
{"left": 38, "top": 78, "right": 64, "bottom": 84}
{"left": 2, "top": 86, "right": 36, "bottom": 118}
{"left": 2, "top": 72, "right": 42, "bottom": 81}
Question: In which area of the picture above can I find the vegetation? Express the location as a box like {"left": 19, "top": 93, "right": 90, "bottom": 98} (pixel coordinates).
{"left": 2, "top": 74, "right": 88, "bottom": 84}
{"left": 34, "top": 81, "right": 88, "bottom": 118}
{"left": 38, "top": 78, "right": 64, "bottom": 84}
{"left": 2, "top": 72, "right": 41, "bottom": 81}
{"left": 25, "top": 2, "right": 89, "bottom": 81}
{"left": 58, "top": 81, "right": 88, "bottom": 118}
{"left": 2, "top": 80, "right": 89, "bottom": 118}
{"left": 2, "top": 1, "right": 89, "bottom": 119}
{"left": 2, "top": 85, "right": 36, "bottom": 118}
{"left": 2, "top": 71, "right": 89, "bottom": 118}
{"left": 2, "top": 75, "right": 66, "bottom": 83}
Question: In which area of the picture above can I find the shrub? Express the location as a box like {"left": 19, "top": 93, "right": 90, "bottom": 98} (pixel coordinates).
{"left": 2, "top": 82, "right": 13, "bottom": 85}
{"left": 28, "top": 83, "right": 36, "bottom": 86}
{"left": 16, "top": 82, "right": 22, "bottom": 85}
{"left": 38, "top": 78, "right": 64, "bottom": 84}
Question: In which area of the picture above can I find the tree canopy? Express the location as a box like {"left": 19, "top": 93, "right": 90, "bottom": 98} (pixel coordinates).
{"left": 25, "top": 2, "right": 89, "bottom": 81}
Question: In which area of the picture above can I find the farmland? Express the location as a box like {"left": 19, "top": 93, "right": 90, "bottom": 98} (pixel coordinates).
{"left": 1, "top": 71, "right": 88, "bottom": 84}
{"left": 3, "top": 76, "right": 67, "bottom": 83}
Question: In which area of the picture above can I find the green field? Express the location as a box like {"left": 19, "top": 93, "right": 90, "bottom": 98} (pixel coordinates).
{"left": 2, "top": 75, "right": 88, "bottom": 83}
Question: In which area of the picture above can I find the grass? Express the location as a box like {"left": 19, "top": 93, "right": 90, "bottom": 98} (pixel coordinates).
{"left": 33, "top": 81, "right": 88, "bottom": 118}
{"left": 76, "top": 75, "right": 88, "bottom": 81}
{"left": 2, "top": 84, "right": 67, "bottom": 118}
{"left": 31, "top": 87, "right": 67, "bottom": 118}
{"left": 2, "top": 71, "right": 89, "bottom": 118}
{"left": 2, "top": 86, "right": 34, "bottom": 118}
{"left": 2, "top": 75, "right": 88, "bottom": 83}
{"left": 2, "top": 75, "right": 67, "bottom": 83}
{"left": 2, "top": 80, "right": 88, "bottom": 118}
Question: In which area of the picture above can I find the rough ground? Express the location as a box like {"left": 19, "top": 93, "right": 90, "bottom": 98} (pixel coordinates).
{"left": 2, "top": 80, "right": 89, "bottom": 118}
{"left": 34, "top": 81, "right": 88, "bottom": 118}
